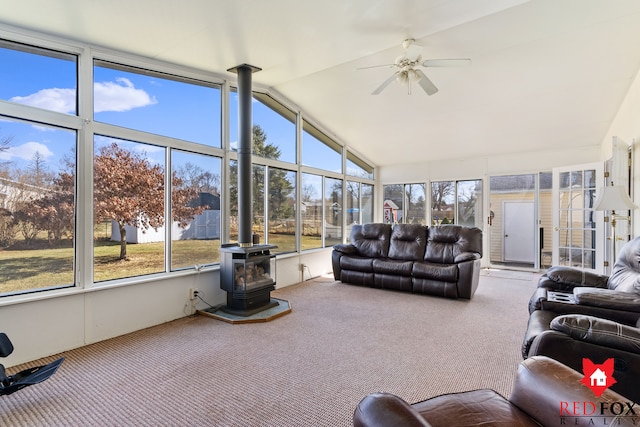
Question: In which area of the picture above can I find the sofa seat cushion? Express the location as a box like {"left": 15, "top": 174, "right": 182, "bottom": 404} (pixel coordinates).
{"left": 340, "top": 255, "right": 373, "bottom": 273}
{"left": 412, "top": 262, "right": 458, "bottom": 282}
{"left": 372, "top": 258, "right": 414, "bottom": 276}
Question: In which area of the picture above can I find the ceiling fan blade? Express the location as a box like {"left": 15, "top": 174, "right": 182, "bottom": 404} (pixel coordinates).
{"left": 355, "top": 63, "right": 396, "bottom": 70}
{"left": 422, "top": 58, "right": 471, "bottom": 68}
{"left": 372, "top": 72, "right": 398, "bottom": 95}
{"left": 415, "top": 70, "right": 438, "bottom": 95}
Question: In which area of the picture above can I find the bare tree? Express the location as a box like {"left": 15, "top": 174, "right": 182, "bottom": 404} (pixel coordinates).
{"left": 94, "top": 143, "right": 203, "bottom": 260}
{"left": 0, "top": 133, "right": 11, "bottom": 153}
{"left": 0, "top": 133, "right": 14, "bottom": 178}
{"left": 176, "top": 162, "right": 220, "bottom": 195}
{"left": 431, "top": 181, "right": 454, "bottom": 211}
{"left": 26, "top": 151, "right": 53, "bottom": 186}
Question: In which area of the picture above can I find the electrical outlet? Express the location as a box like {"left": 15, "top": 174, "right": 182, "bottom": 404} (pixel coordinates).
{"left": 189, "top": 288, "right": 199, "bottom": 300}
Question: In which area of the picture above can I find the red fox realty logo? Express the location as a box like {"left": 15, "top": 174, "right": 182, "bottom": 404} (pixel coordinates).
{"left": 580, "top": 358, "right": 616, "bottom": 397}
{"left": 558, "top": 358, "right": 638, "bottom": 425}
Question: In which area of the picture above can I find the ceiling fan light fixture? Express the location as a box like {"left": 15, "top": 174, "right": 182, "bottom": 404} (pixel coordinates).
{"left": 407, "top": 68, "right": 421, "bottom": 81}
{"left": 361, "top": 38, "right": 470, "bottom": 95}
{"left": 402, "top": 38, "right": 415, "bottom": 50}
{"left": 396, "top": 70, "right": 409, "bottom": 85}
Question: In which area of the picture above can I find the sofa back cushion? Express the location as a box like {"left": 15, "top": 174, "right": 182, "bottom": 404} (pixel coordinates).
{"left": 388, "top": 224, "right": 427, "bottom": 260}
{"left": 350, "top": 223, "right": 392, "bottom": 258}
{"left": 424, "top": 225, "right": 482, "bottom": 263}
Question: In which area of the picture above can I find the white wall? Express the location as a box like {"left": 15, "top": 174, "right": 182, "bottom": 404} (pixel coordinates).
{"left": 601, "top": 66, "right": 640, "bottom": 161}
{"left": 0, "top": 249, "right": 333, "bottom": 367}
{"left": 599, "top": 65, "right": 640, "bottom": 236}
{"left": 378, "top": 145, "right": 601, "bottom": 185}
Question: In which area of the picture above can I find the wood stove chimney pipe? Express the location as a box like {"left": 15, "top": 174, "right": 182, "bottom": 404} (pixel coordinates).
{"left": 227, "top": 64, "right": 261, "bottom": 247}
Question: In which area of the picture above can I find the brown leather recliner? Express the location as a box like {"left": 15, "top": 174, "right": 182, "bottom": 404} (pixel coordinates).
{"left": 525, "top": 313, "right": 640, "bottom": 403}
{"left": 528, "top": 236, "right": 640, "bottom": 323}
{"left": 522, "top": 237, "right": 640, "bottom": 403}
{"left": 353, "top": 356, "right": 638, "bottom": 427}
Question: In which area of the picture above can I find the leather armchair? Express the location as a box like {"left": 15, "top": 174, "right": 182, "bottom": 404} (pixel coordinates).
{"left": 525, "top": 313, "right": 640, "bottom": 404}
{"left": 353, "top": 356, "right": 637, "bottom": 427}
{"left": 528, "top": 236, "right": 640, "bottom": 324}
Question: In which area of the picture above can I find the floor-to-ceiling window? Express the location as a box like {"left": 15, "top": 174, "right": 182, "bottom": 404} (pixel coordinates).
{"left": 0, "top": 40, "right": 78, "bottom": 296}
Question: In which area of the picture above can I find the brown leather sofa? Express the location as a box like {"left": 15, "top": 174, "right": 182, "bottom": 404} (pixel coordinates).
{"left": 353, "top": 356, "right": 638, "bottom": 427}
{"left": 332, "top": 223, "right": 482, "bottom": 299}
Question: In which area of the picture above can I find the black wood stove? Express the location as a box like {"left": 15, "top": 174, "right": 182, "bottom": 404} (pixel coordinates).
{"left": 219, "top": 244, "right": 278, "bottom": 316}
{"left": 218, "top": 64, "right": 279, "bottom": 317}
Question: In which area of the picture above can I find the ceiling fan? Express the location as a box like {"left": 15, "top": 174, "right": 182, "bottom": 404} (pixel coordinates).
{"left": 358, "top": 39, "right": 471, "bottom": 95}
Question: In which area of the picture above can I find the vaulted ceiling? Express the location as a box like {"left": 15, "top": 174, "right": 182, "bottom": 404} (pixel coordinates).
{"left": 2, "top": 0, "right": 640, "bottom": 167}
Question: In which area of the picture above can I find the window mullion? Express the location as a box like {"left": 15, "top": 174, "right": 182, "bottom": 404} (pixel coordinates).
{"left": 78, "top": 47, "right": 94, "bottom": 289}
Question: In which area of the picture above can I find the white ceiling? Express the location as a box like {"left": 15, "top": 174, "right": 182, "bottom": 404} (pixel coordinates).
{"left": 2, "top": 0, "right": 640, "bottom": 168}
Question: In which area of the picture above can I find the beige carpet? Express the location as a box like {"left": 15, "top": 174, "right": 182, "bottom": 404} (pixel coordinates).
{"left": 0, "top": 273, "right": 538, "bottom": 426}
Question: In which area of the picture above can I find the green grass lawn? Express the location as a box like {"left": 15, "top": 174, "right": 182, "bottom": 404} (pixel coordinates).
{"left": 1, "top": 233, "right": 326, "bottom": 294}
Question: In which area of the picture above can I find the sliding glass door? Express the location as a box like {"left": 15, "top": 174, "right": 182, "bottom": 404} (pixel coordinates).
{"left": 488, "top": 173, "right": 552, "bottom": 270}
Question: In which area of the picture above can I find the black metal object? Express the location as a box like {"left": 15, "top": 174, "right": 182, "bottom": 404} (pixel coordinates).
{"left": 227, "top": 63, "right": 261, "bottom": 248}
{"left": 219, "top": 64, "right": 278, "bottom": 317}
{"left": 0, "top": 333, "right": 64, "bottom": 396}
{"left": 219, "top": 244, "right": 278, "bottom": 316}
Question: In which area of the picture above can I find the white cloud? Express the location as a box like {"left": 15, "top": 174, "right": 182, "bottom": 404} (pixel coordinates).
{"left": 10, "top": 88, "right": 76, "bottom": 114}
{"left": 94, "top": 78, "right": 157, "bottom": 112}
{"left": 8, "top": 78, "right": 157, "bottom": 114}
{"left": 0, "top": 142, "right": 54, "bottom": 161}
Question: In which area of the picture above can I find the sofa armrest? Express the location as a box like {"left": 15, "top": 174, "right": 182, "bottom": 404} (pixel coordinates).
{"left": 353, "top": 392, "right": 432, "bottom": 427}
{"left": 551, "top": 314, "right": 640, "bottom": 354}
{"left": 573, "top": 287, "right": 640, "bottom": 313}
{"left": 528, "top": 287, "right": 548, "bottom": 314}
{"left": 333, "top": 243, "right": 357, "bottom": 255}
{"left": 545, "top": 266, "right": 609, "bottom": 289}
{"left": 510, "top": 356, "right": 635, "bottom": 427}
{"left": 538, "top": 275, "right": 576, "bottom": 292}
{"left": 453, "top": 251, "right": 480, "bottom": 263}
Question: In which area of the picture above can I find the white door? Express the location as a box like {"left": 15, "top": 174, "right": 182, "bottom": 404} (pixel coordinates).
{"left": 552, "top": 163, "right": 604, "bottom": 273}
{"left": 503, "top": 201, "right": 535, "bottom": 263}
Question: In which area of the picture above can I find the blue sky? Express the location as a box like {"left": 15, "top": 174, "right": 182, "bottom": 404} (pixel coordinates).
{"left": 0, "top": 43, "right": 359, "bottom": 179}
